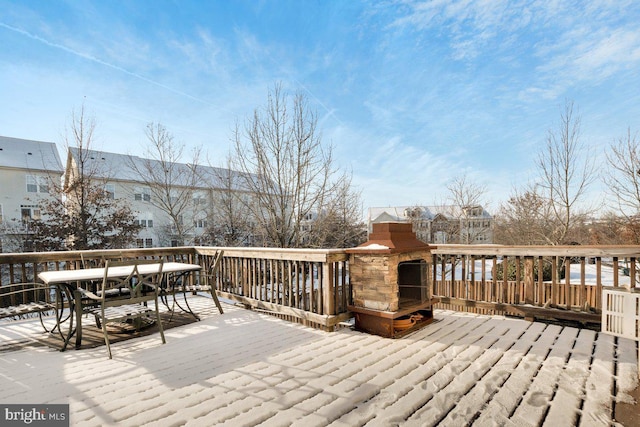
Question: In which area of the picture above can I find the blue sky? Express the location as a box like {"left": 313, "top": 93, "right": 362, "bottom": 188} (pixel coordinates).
{"left": 1, "top": 1, "right": 639, "bottom": 211}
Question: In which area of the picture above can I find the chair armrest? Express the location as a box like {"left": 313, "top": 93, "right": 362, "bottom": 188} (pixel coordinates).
{"left": 77, "top": 288, "right": 101, "bottom": 300}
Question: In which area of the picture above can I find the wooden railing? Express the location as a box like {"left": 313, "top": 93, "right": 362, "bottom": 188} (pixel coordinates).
{"left": 199, "top": 247, "right": 351, "bottom": 330}
{"left": 0, "top": 247, "right": 200, "bottom": 315}
{"left": 2, "top": 244, "right": 639, "bottom": 330}
{"left": 431, "top": 245, "right": 640, "bottom": 325}
{"left": 0, "top": 246, "right": 351, "bottom": 331}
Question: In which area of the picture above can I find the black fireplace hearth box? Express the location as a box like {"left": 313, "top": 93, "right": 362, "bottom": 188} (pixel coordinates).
{"left": 347, "top": 222, "right": 437, "bottom": 338}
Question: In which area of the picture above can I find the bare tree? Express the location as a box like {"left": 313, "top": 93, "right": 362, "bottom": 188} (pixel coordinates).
{"left": 128, "top": 123, "right": 202, "bottom": 246}
{"left": 30, "top": 105, "right": 140, "bottom": 250}
{"left": 598, "top": 128, "right": 640, "bottom": 245}
{"left": 536, "top": 100, "right": 596, "bottom": 245}
{"left": 494, "top": 185, "right": 556, "bottom": 245}
{"left": 446, "top": 173, "right": 487, "bottom": 208}
{"left": 305, "top": 175, "right": 366, "bottom": 248}
{"left": 231, "top": 83, "right": 357, "bottom": 248}
{"left": 445, "top": 173, "right": 490, "bottom": 244}
{"left": 204, "top": 154, "right": 257, "bottom": 247}
{"left": 604, "top": 128, "right": 640, "bottom": 215}
{"left": 585, "top": 212, "right": 625, "bottom": 244}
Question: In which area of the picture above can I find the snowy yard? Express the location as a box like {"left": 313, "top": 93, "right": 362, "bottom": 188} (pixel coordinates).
{"left": 439, "top": 258, "right": 636, "bottom": 287}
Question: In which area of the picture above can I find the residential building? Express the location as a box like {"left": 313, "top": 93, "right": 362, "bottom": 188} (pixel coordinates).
{"left": 368, "top": 205, "right": 494, "bottom": 244}
{"left": 0, "top": 136, "right": 64, "bottom": 252}
{"left": 64, "top": 147, "right": 259, "bottom": 248}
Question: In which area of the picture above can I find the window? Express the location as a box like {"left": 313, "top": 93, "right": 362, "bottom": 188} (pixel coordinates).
{"left": 20, "top": 206, "right": 41, "bottom": 223}
{"left": 194, "top": 219, "right": 207, "bottom": 228}
{"left": 26, "top": 175, "right": 48, "bottom": 193}
{"left": 134, "top": 187, "right": 151, "bottom": 202}
{"left": 26, "top": 176, "right": 37, "bottom": 193}
{"left": 105, "top": 184, "right": 115, "bottom": 199}
{"left": 136, "top": 238, "right": 154, "bottom": 248}
{"left": 137, "top": 218, "right": 154, "bottom": 228}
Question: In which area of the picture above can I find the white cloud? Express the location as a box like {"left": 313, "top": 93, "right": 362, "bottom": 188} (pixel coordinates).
{"left": 572, "top": 29, "right": 640, "bottom": 80}
{"left": 387, "top": 0, "right": 640, "bottom": 101}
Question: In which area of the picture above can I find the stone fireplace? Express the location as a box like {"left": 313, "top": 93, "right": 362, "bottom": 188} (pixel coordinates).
{"left": 347, "top": 222, "right": 436, "bottom": 338}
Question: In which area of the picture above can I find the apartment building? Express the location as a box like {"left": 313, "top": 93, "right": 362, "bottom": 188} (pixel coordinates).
{"left": 0, "top": 134, "right": 262, "bottom": 251}
{"left": 368, "top": 205, "right": 493, "bottom": 244}
{"left": 0, "top": 136, "right": 64, "bottom": 252}
{"left": 65, "top": 147, "right": 256, "bottom": 248}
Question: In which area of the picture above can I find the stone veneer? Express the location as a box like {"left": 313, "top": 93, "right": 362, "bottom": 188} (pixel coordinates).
{"left": 347, "top": 222, "right": 432, "bottom": 312}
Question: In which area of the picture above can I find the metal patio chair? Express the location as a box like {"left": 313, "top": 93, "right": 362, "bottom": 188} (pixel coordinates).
{"left": 80, "top": 258, "right": 166, "bottom": 359}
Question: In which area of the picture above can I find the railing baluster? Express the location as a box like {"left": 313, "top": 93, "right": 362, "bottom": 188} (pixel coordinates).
{"left": 452, "top": 258, "right": 456, "bottom": 305}
{"left": 524, "top": 257, "right": 534, "bottom": 305}
{"left": 537, "top": 257, "right": 544, "bottom": 305}
{"left": 596, "top": 257, "right": 602, "bottom": 311}
{"left": 565, "top": 258, "right": 571, "bottom": 310}
{"left": 515, "top": 256, "right": 522, "bottom": 304}
{"left": 470, "top": 255, "right": 476, "bottom": 300}
{"left": 492, "top": 257, "right": 497, "bottom": 303}
{"left": 580, "top": 257, "right": 587, "bottom": 309}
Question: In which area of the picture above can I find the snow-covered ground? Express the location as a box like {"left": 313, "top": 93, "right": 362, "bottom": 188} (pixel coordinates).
{"left": 438, "top": 259, "right": 636, "bottom": 287}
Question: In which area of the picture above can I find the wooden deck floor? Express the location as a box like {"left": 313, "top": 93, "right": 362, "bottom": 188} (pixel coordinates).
{"left": 0, "top": 296, "right": 638, "bottom": 426}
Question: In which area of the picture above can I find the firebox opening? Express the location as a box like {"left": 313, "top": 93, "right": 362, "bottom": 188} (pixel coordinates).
{"left": 397, "top": 260, "right": 429, "bottom": 309}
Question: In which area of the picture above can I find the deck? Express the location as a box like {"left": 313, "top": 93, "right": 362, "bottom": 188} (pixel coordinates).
{"left": 0, "top": 296, "right": 638, "bottom": 426}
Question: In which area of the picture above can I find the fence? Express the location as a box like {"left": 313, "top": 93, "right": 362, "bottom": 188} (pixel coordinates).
{"left": 0, "top": 246, "right": 351, "bottom": 331}
{"left": 431, "top": 245, "right": 640, "bottom": 325}
{"left": 2, "top": 244, "right": 639, "bottom": 330}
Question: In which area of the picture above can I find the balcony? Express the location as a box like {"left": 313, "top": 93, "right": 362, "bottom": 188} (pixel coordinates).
{"left": 0, "top": 244, "right": 638, "bottom": 425}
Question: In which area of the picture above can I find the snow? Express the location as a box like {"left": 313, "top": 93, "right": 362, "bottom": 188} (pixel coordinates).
{"left": 0, "top": 296, "right": 636, "bottom": 426}
{"left": 357, "top": 243, "right": 390, "bottom": 250}
{"left": 439, "top": 259, "right": 636, "bottom": 287}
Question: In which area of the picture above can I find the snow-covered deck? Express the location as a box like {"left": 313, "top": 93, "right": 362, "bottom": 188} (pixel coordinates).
{"left": 0, "top": 296, "right": 638, "bottom": 426}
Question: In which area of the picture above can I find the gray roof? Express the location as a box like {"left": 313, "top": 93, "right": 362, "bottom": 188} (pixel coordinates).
{"left": 0, "top": 135, "right": 63, "bottom": 172}
{"left": 369, "top": 205, "right": 492, "bottom": 222}
{"left": 68, "top": 147, "right": 257, "bottom": 192}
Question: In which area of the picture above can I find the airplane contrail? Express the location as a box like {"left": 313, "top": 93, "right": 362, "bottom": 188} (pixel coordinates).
{"left": 0, "top": 22, "right": 230, "bottom": 112}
